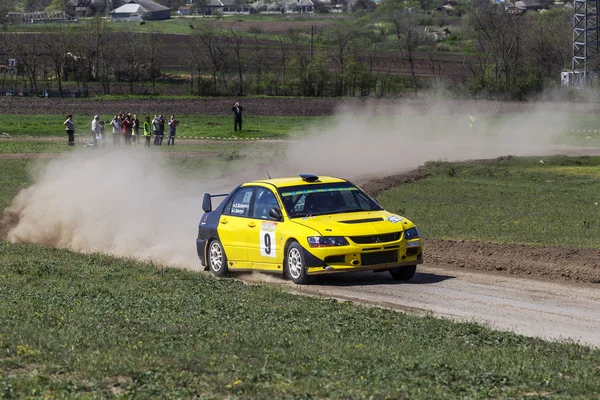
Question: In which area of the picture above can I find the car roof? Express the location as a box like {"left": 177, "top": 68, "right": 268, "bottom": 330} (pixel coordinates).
{"left": 243, "top": 175, "right": 347, "bottom": 189}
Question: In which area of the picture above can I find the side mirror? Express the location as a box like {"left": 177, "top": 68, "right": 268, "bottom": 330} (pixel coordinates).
{"left": 202, "top": 193, "right": 212, "bottom": 213}
{"left": 268, "top": 207, "right": 282, "bottom": 221}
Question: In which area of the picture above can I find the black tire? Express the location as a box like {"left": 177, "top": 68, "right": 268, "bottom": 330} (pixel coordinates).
{"left": 207, "top": 240, "right": 228, "bottom": 277}
{"left": 389, "top": 265, "right": 417, "bottom": 281}
{"left": 285, "top": 242, "right": 310, "bottom": 285}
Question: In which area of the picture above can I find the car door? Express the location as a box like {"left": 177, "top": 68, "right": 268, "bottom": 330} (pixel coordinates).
{"left": 218, "top": 186, "right": 255, "bottom": 265}
{"left": 247, "top": 187, "right": 284, "bottom": 270}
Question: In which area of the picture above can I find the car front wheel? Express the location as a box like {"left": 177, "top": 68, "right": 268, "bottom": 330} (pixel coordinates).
{"left": 389, "top": 265, "right": 416, "bottom": 281}
{"left": 208, "top": 240, "right": 228, "bottom": 277}
{"left": 285, "top": 242, "right": 310, "bottom": 285}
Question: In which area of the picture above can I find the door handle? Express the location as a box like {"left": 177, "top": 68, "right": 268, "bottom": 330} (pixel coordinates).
{"left": 248, "top": 222, "right": 256, "bottom": 228}
{"left": 220, "top": 218, "right": 228, "bottom": 224}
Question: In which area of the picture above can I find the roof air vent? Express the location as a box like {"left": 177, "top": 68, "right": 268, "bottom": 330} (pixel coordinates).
{"left": 299, "top": 174, "right": 320, "bottom": 182}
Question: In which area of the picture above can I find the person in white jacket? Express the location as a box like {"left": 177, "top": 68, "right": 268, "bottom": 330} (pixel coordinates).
{"left": 91, "top": 115, "right": 100, "bottom": 148}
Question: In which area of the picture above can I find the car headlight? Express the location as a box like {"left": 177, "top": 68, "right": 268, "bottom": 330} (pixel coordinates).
{"left": 307, "top": 236, "right": 349, "bottom": 248}
{"left": 404, "top": 227, "right": 420, "bottom": 240}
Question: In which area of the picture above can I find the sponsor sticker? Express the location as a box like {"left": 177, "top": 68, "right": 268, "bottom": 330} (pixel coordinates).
{"left": 406, "top": 241, "right": 420, "bottom": 248}
{"left": 200, "top": 214, "right": 209, "bottom": 225}
{"left": 387, "top": 215, "right": 404, "bottom": 223}
{"left": 261, "top": 221, "right": 277, "bottom": 231}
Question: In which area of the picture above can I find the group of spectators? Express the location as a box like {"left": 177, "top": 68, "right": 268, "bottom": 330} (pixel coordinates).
{"left": 107, "top": 114, "right": 179, "bottom": 148}
{"left": 63, "top": 113, "right": 179, "bottom": 148}
{"left": 63, "top": 102, "right": 243, "bottom": 148}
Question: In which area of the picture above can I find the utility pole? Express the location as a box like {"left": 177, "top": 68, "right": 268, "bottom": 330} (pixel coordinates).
{"left": 310, "top": 24, "right": 314, "bottom": 61}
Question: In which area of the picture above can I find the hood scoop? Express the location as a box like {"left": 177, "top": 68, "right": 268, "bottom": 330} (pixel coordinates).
{"left": 339, "top": 217, "right": 384, "bottom": 224}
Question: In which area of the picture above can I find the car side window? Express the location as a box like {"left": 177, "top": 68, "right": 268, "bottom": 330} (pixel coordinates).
{"left": 224, "top": 187, "right": 254, "bottom": 217}
{"left": 252, "top": 188, "right": 280, "bottom": 220}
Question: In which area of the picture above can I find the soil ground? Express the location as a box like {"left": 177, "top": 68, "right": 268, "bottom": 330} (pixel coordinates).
{"left": 4, "top": 97, "right": 600, "bottom": 117}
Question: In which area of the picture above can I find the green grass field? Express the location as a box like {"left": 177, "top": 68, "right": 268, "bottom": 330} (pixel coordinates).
{"left": 0, "top": 115, "right": 327, "bottom": 139}
{"left": 3, "top": 112, "right": 600, "bottom": 148}
{"left": 2, "top": 135, "right": 600, "bottom": 396}
{"left": 3, "top": 15, "right": 343, "bottom": 34}
{"left": 378, "top": 155, "right": 600, "bottom": 249}
{"left": 1, "top": 242, "right": 599, "bottom": 398}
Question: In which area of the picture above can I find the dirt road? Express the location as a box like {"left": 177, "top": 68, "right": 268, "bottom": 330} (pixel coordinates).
{"left": 289, "top": 266, "right": 600, "bottom": 348}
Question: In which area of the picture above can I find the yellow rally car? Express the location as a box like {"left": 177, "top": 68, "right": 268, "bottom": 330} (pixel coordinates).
{"left": 196, "top": 174, "right": 423, "bottom": 284}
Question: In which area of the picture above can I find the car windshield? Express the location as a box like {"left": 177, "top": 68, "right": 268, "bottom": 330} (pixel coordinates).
{"left": 278, "top": 182, "right": 382, "bottom": 218}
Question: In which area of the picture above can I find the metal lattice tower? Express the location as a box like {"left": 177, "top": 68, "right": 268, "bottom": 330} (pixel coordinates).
{"left": 572, "top": 0, "right": 600, "bottom": 85}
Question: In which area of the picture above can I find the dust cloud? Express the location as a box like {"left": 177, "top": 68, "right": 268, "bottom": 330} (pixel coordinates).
{"left": 281, "top": 101, "right": 570, "bottom": 180}
{"left": 0, "top": 100, "right": 572, "bottom": 270}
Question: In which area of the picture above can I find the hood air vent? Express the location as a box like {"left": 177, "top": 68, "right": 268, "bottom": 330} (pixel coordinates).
{"left": 339, "top": 218, "right": 384, "bottom": 224}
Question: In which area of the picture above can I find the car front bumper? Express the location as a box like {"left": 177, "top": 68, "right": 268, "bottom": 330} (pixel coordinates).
{"left": 303, "top": 239, "right": 423, "bottom": 275}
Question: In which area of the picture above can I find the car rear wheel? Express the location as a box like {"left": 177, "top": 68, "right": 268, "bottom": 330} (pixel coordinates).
{"left": 285, "top": 242, "right": 309, "bottom": 285}
{"left": 208, "top": 240, "right": 228, "bottom": 277}
{"left": 389, "top": 265, "right": 416, "bottom": 281}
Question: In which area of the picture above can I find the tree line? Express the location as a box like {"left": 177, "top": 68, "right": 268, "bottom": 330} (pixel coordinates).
{"left": 0, "top": 3, "right": 572, "bottom": 99}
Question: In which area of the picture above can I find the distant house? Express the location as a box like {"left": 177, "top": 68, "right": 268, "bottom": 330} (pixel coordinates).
{"left": 296, "top": 0, "right": 317, "bottom": 12}
{"left": 198, "top": 0, "right": 250, "bottom": 14}
{"left": 110, "top": 0, "right": 171, "bottom": 21}
{"left": 178, "top": 4, "right": 193, "bottom": 15}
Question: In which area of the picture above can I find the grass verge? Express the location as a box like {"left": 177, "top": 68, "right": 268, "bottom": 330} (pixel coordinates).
{"left": 377, "top": 155, "right": 600, "bottom": 249}
{"left": 0, "top": 115, "right": 327, "bottom": 138}
{"left": 1, "top": 242, "right": 600, "bottom": 398}
{"left": 0, "top": 159, "right": 33, "bottom": 210}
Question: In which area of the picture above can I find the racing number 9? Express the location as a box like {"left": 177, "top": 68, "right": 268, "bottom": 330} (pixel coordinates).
{"left": 260, "top": 225, "right": 277, "bottom": 258}
{"left": 264, "top": 233, "right": 271, "bottom": 255}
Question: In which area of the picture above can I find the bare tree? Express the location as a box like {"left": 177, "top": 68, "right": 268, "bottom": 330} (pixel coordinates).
{"left": 523, "top": 10, "right": 571, "bottom": 82}
{"left": 277, "top": 34, "right": 290, "bottom": 96}
{"left": 392, "top": 10, "right": 429, "bottom": 92}
{"left": 141, "top": 33, "right": 163, "bottom": 94}
{"left": 41, "top": 31, "right": 66, "bottom": 95}
{"left": 12, "top": 34, "right": 42, "bottom": 92}
{"left": 468, "top": 2, "right": 526, "bottom": 95}
{"left": 229, "top": 24, "right": 246, "bottom": 96}
{"left": 327, "top": 23, "right": 360, "bottom": 95}
{"left": 191, "top": 25, "right": 228, "bottom": 95}
{"left": 118, "top": 28, "right": 143, "bottom": 94}
{"left": 249, "top": 27, "right": 264, "bottom": 93}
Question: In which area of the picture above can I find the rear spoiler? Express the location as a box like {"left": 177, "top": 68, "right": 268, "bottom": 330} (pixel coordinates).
{"left": 202, "top": 192, "right": 228, "bottom": 213}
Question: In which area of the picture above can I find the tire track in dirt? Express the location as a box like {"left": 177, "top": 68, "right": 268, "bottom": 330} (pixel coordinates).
{"left": 289, "top": 266, "right": 600, "bottom": 347}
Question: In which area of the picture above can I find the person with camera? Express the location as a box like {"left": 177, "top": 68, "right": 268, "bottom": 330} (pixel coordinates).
{"left": 232, "top": 102, "right": 243, "bottom": 132}
{"left": 64, "top": 115, "right": 75, "bottom": 146}
{"left": 167, "top": 115, "right": 179, "bottom": 146}
{"left": 110, "top": 114, "right": 121, "bottom": 148}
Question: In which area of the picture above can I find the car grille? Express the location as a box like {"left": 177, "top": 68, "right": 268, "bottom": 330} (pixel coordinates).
{"left": 349, "top": 232, "right": 401, "bottom": 244}
{"left": 361, "top": 250, "right": 398, "bottom": 266}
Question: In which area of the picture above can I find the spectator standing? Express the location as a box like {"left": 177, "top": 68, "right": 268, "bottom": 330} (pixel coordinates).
{"left": 232, "top": 102, "right": 243, "bottom": 132}
{"left": 98, "top": 120, "right": 106, "bottom": 149}
{"left": 132, "top": 114, "right": 140, "bottom": 144}
{"left": 158, "top": 115, "right": 165, "bottom": 145}
{"left": 143, "top": 116, "right": 152, "bottom": 147}
{"left": 167, "top": 115, "right": 178, "bottom": 146}
{"left": 64, "top": 115, "right": 75, "bottom": 146}
{"left": 91, "top": 115, "right": 100, "bottom": 148}
{"left": 122, "top": 114, "right": 133, "bottom": 146}
{"left": 469, "top": 115, "right": 477, "bottom": 134}
{"left": 110, "top": 114, "right": 121, "bottom": 148}
{"left": 152, "top": 115, "right": 160, "bottom": 145}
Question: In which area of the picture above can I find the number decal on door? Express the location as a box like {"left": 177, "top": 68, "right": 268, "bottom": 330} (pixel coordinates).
{"left": 260, "top": 222, "right": 277, "bottom": 258}
{"left": 263, "top": 233, "right": 271, "bottom": 254}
